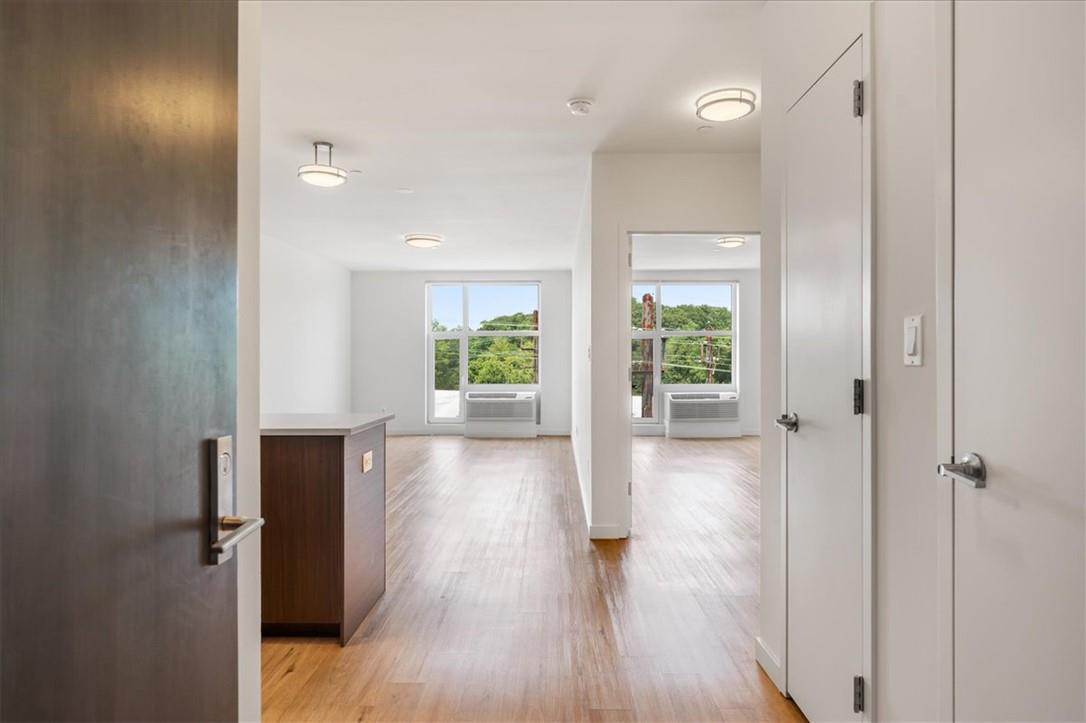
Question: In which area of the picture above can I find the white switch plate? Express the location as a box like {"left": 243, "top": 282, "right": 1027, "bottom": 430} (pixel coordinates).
{"left": 904, "top": 314, "right": 923, "bottom": 366}
{"left": 362, "top": 450, "right": 373, "bottom": 474}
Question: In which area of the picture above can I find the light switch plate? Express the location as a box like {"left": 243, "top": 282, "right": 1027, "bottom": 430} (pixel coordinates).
{"left": 904, "top": 315, "right": 923, "bottom": 366}
{"left": 362, "top": 450, "right": 374, "bottom": 474}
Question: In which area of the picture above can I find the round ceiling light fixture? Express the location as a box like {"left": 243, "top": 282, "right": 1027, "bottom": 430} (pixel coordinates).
{"left": 567, "top": 98, "right": 594, "bottom": 116}
{"left": 695, "top": 88, "right": 757, "bottom": 123}
{"left": 404, "top": 233, "right": 443, "bottom": 249}
{"left": 716, "top": 236, "right": 746, "bottom": 249}
{"left": 297, "top": 141, "right": 349, "bottom": 187}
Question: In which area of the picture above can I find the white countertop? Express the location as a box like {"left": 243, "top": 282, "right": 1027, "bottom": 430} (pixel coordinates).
{"left": 260, "top": 412, "right": 394, "bottom": 436}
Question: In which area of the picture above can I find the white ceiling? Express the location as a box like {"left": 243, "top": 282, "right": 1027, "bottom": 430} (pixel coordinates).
{"left": 261, "top": 1, "right": 762, "bottom": 270}
{"left": 632, "top": 233, "right": 761, "bottom": 271}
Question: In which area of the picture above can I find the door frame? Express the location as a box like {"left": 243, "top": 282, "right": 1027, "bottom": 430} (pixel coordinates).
{"left": 932, "top": 1, "right": 955, "bottom": 720}
{"left": 779, "top": 11, "right": 875, "bottom": 715}
{"left": 616, "top": 226, "right": 751, "bottom": 532}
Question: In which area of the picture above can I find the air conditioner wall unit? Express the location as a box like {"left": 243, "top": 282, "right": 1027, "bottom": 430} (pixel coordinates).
{"left": 464, "top": 391, "right": 538, "bottom": 438}
{"left": 664, "top": 392, "right": 741, "bottom": 439}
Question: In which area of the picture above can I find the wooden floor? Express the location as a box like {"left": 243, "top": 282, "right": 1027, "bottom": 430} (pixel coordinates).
{"left": 261, "top": 435, "right": 804, "bottom": 722}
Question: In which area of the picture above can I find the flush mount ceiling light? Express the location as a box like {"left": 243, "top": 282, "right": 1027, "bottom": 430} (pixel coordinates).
{"left": 695, "top": 88, "right": 757, "bottom": 123}
{"left": 567, "top": 98, "right": 594, "bottom": 116}
{"left": 297, "top": 141, "right": 348, "bottom": 187}
{"left": 717, "top": 236, "right": 746, "bottom": 249}
{"left": 404, "top": 233, "right": 443, "bottom": 249}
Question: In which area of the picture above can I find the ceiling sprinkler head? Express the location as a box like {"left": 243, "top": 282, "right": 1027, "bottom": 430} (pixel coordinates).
{"left": 566, "top": 98, "right": 593, "bottom": 116}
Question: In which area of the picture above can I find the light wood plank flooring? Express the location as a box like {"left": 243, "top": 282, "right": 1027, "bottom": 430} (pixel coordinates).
{"left": 261, "top": 435, "right": 803, "bottom": 722}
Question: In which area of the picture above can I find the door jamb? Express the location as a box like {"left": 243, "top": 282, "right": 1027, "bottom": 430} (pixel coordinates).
{"left": 859, "top": 11, "right": 875, "bottom": 719}
{"left": 933, "top": 1, "right": 956, "bottom": 720}
{"left": 617, "top": 227, "right": 752, "bottom": 536}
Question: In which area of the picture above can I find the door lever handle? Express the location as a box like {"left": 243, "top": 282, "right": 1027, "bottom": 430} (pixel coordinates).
{"left": 774, "top": 412, "right": 799, "bottom": 432}
{"left": 211, "top": 515, "right": 264, "bottom": 556}
{"left": 938, "top": 452, "right": 986, "bottom": 488}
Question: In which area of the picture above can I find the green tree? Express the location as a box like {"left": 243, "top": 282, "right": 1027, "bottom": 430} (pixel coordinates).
{"left": 661, "top": 335, "right": 732, "bottom": 384}
{"left": 433, "top": 339, "right": 460, "bottom": 391}
{"left": 629, "top": 295, "right": 733, "bottom": 385}
{"left": 476, "top": 312, "right": 537, "bottom": 332}
{"left": 630, "top": 298, "right": 732, "bottom": 331}
{"left": 433, "top": 312, "right": 540, "bottom": 387}
{"left": 468, "top": 336, "right": 537, "bottom": 384}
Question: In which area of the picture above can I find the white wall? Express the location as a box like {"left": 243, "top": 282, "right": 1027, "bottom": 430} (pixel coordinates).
{"left": 571, "top": 183, "right": 593, "bottom": 524}
{"left": 761, "top": 2, "right": 943, "bottom": 717}
{"left": 631, "top": 269, "right": 761, "bottom": 436}
{"left": 260, "top": 235, "right": 352, "bottom": 413}
{"left": 351, "top": 270, "right": 573, "bottom": 436}
{"left": 236, "top": 2, "right": 261, "bottom": 719}
{"left": 588, "top": 152, "right": 761, "bottom": 538}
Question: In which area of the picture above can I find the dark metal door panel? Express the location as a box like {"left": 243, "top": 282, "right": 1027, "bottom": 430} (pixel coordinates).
{"left": 0, "top": 1, "right": 239, "bottom": 719}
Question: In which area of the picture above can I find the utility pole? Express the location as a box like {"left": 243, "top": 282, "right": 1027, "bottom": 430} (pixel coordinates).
{"left": 640, "top": 292, "right": 654, "bottom": 417}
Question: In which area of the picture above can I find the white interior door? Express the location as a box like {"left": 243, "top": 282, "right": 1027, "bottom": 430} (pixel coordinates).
{"left": 951, "top": 2, "right": 1085, "bottom": 720}
{"left": 784, "top": 38, "right": 865, "bottom": 721}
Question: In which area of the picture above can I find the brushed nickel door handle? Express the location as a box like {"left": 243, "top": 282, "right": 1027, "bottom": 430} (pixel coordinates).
{"left": 775, "top": 412, "right": 799, "bottom": 432}
{"left": 211, "top": 515, "right": 264, "bottom": 555}
{"left": 209, "top": 435, "right": 264, "bottom": 564}
{"left": 938, "top": 452, "right": 987, "bottom": 488}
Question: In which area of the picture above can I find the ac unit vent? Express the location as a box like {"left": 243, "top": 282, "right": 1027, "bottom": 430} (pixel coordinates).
{"left": 464, "top": 391, "right": 538, "bottom": 438}
{"left": 466, "top": 399, "right": 535, "bottom": 420}
{"left": 664, "top": 392, "right": 741, "bottom": 438}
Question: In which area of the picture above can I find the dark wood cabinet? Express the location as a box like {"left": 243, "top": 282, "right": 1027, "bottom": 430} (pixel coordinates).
{"left": 260, "top": 414, "right": 392, "bottom": 645}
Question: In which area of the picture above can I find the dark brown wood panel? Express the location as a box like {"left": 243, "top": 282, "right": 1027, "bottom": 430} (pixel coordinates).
{"left": 261, "top": 436, "right": 345, "bottom": 626}
{"left": 0, "top": 1, "right": 239, "bottom": 720}
{"left": 342, "top": 425, "right": 387, "bottom": 644}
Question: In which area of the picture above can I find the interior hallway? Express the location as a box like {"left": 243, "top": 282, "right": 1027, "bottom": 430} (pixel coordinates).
{"left": 261, "top": 436, "right": 802, "bottom": 721}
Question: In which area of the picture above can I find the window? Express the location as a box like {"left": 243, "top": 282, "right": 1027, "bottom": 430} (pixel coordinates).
{"left": 427, "top": 282, "right": 540, "bottom": 423}
{"left": 630, "top": 281, "right": 737, "bottom": 421}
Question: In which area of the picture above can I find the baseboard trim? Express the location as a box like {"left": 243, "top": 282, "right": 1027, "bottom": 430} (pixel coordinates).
{"left": 755, "top": 636, "right": 786, "bottom": 694}
{"left": 571, "top": 440, "right": 592, "bottom": 536}
{"left": 588, "top": 523, "right": 629, "bottom": 540}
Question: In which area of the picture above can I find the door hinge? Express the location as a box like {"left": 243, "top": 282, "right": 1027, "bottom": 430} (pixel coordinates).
{"left": 853, "top": 378, "right": 864, "bottom": 415}
{"left": 853, "top": 80, "right": 864, "bottom": 117}
{"left": 627, "top": 481, "right": 632, "bottom": 496}
{"left": 853, "top": 674, "right": 865, "bottom": 713}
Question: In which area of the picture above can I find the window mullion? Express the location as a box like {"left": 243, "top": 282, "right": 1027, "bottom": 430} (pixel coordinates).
{"left": 461, "top": 287, "right": 469, "bottom": 390}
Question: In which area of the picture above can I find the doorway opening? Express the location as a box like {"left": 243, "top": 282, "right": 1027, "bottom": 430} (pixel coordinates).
{"left": 626, "top": 230, "right": 765, "bottom": 580}
{"left": 619, "top": 230, "right": 798, "bottom": 717}
{"left": 628, "top": 233, "right": 759, "bottom": 437}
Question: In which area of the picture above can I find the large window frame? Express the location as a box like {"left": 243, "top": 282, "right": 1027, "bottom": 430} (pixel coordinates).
{"left": 631, "top": 280, "right": 738, "bottom": 424}
{"left": 426, "top": 281, "right": 542, "bottom": 424}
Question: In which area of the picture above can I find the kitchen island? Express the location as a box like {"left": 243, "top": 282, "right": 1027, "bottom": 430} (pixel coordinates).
{"left": 260, "top": 412, "right": 393, "bottom": 645}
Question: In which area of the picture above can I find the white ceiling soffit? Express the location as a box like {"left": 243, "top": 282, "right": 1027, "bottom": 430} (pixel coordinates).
{"left": 632, "top": 233, "right": 761, "bottom": 271}
{"left": 261, "top": 1, "right": 762, "bottom": 271}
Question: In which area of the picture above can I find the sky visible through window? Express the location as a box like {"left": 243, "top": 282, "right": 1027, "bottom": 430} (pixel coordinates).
{"left": 431, "top": 284, "right": 538, "bottom": 330}
{"left": 658, "top": 283, "right": 731, "bottom": 309}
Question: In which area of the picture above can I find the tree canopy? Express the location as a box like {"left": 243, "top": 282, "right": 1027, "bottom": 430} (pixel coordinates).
{"left": 630, "top": 297, "right": 732, "bottom": 331}
{"left": 433, "top": 312, "right": 539, "bottom": 389}
{"left": 630, "top": 296, "right": 733, "bottom": 385}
